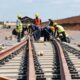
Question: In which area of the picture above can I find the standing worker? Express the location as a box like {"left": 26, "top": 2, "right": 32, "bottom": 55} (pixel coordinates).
{"left": 16, "top": 15, "right": 23, "bottom": 42}
{"left": 53, "top": 22, "right": 67, "bottom": 42}
{"left": 33, "top": 13, "right": 42, "bottom": 40}
{"left": 34, "top": 13, "right": 42, "bottom": 27}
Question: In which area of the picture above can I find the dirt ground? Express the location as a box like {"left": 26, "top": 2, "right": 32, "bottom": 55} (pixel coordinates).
{"left": 66, "top": 30, "right": 80, "bottom": 46}
{"left": 0, "top": 28, "right": 17, "bottom": 50}
{"left": 0, "top": 28, "right": 13, "bottom": 43}
{"left": 0, "top": 28, "right": 80, "bottom": 47}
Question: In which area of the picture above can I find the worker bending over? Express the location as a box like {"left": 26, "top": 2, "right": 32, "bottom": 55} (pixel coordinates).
{"left": 53, "top": 22, "right": 67, "bottom": 42}
{"left": 43, "top": 19, "right": 55, "bottom": 41}
{"left": 48, "top": 19, "right": 55, "bottom": 37}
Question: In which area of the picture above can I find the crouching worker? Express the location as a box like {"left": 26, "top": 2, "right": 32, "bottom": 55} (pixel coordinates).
{"left": 48, "top": 19, "right": 55, "bottom": 39}
{"left": 43, "top": 26, "right": 55, "bottom": 41}
{"left": 16, "top": 15, "right": 23, "bottom": 42}
{"left": 53, "top": 22, "right": 67, "bottom": 42}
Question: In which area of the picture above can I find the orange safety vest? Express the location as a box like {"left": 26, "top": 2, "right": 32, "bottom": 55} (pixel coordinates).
{"left": 34, "top": 18, "right": 42, "bottom": 27}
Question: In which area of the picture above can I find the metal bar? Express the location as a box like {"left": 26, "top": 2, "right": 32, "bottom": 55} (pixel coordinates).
{"left": 52, "top": 39, "right": 72, "bottom": 80}
{"left": 0, "top": 75, "right": 11, "bottom": 80}
{"left": 28, "top": 36, "right": 36, "bottom": 80}
{"left": 0, "top": 39, "right": 27, "bottom": 60}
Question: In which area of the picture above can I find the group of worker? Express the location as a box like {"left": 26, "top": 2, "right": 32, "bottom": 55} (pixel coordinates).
{"left": 14, "top": 13, "right": 67, "bottom": 42}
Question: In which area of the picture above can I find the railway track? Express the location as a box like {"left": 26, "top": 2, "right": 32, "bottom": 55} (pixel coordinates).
{"left": 0, "top": 39, "right": 29, "bottom": 80}
{"left": 62, "top": 43, "right": 80, "bottom": 80}
{"left": 0, "top": 36, "right": 80, "bottom": 80}
{"left": 33, "top": 41, "right": 61, "bottom": 80}
{"left": 32, "top": 39, "right": 71, "bottom": 80}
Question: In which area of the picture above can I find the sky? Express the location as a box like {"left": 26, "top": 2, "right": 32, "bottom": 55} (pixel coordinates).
{"left": 0, "top": 0, "right": 80, "bottom": 22}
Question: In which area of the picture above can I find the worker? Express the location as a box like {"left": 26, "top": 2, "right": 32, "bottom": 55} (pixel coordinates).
{"left": 53, "top": 22, "right": 67, "bottom": 42}
{"left": 48, "top": 19, "right": 55, "bottom": 37}
{"left": 48, "top": 19, "right": 54, "bottom": 26}
{"left": 16, "top": 15, "right": 23, "bottom": 42}
{"left": 42, "top": 19, "right": 54, "bottom": 41}
{"left": 50, "top": 26, "right": 55, "bottom": 37}
{"left": 26, "top": 23, "right": 31, "bottom": 34}
{"left": 33, "top": 13, "right": 42, "bottom": 40}
{"left": 34, "top": 13, "right": 42, "bottom": 27}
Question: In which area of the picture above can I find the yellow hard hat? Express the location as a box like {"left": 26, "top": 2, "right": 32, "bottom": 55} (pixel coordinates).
{"left": 35, "top": 13, "right": 39, "bottom": 17}
{"left": 17, "top": 15, "right": 22, "bottom": 19}
{"left": 26, "top": 23, "right": 30, "bottom": 28}
{"left": 50, "top": 26, "right": 55, "bottom": 31}
{"left": 53, "top": 22, "right": 58, "bottom": 26}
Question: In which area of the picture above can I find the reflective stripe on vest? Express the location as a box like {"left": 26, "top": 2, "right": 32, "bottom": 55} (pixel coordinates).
{"left": 17, "top": 23, "right": 22, "bottom": 32}
{"left": 57, "top": 25, "right": 64, "bottom": 32}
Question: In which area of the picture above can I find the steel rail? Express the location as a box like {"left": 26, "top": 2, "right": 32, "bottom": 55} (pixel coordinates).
{"left": 0, "top": 75, "right": 12, "bottom": 80}
{"left": 0, "top": 39, "right": 27, "bottom": 60}
{"left": 52, "top": 39, "right": 72, "bottom": 80}
{"left": 28, "top": 36, "right": 36, "bottom": 80}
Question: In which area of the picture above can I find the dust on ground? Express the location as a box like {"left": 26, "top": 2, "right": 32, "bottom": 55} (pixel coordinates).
{"left": 0, "top": 27, "right": 17, "bottom": 50}
{"left": 66, "top": 30, "right": 80, "bottom": 46}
